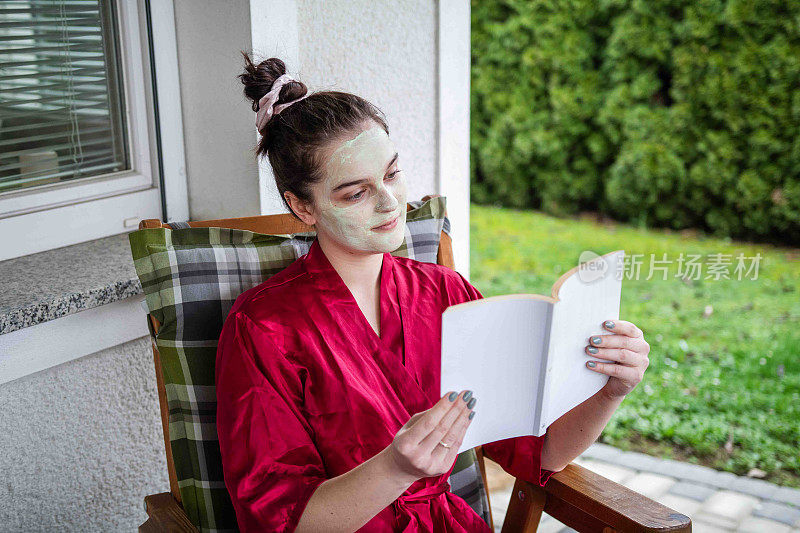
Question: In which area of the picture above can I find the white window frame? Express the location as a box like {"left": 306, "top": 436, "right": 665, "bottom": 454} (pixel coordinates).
{"left": 0, "top": 0, "right": 188, "bottom": 262}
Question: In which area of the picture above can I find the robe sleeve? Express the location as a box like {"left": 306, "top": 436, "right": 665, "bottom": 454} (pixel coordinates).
{"left": 216, "top": 310, "right": 328, "bottom": 533}
{"left": 443, "top": 269, "right": 557, "bottom": 487}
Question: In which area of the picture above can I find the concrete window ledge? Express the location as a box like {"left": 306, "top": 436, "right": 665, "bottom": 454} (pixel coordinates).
{"left": 0, "top": 233, "right": 149, "bottom": 385}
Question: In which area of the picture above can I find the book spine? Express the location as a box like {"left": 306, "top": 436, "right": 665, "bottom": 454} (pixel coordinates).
{"left": 533, "top": 302, "right": 555, "bottom": 436}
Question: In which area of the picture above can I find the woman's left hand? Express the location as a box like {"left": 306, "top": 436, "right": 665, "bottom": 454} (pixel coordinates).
{"left": 585, "top": 319, "right": 650, "bottom": 400}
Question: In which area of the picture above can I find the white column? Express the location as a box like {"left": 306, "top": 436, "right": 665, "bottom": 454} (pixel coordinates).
{"left": 437, "top": 0, "right": 472, "bottom": 277}
{"left": 249, "top": 0, "right": 300, "bottom": 215}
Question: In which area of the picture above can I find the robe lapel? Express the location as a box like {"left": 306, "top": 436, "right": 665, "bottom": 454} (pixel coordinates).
{"left": 377, "top": 250, "right": 435, "bottom": 415}
{"left": 301, "top": 238, "right": 432, "bottom": 416}
{"left": 390, "top": 255, "right": 443, "bottom": 410}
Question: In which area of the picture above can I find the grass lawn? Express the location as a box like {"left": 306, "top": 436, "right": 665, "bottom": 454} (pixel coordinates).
{"left": 469, "top": 203, "right": 800, "bottom": 488}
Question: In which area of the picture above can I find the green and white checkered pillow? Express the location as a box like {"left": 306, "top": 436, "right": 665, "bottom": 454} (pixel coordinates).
{"left": 128, "top": 196, "right": 490, "bottom": 532}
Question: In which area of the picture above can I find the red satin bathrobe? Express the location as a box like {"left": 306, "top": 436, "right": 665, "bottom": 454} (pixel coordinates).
{"left": 215, "top": 238, "right": 555, "bottom": 532}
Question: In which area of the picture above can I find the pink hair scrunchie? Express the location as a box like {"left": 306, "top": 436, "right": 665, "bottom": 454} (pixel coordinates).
{"left": 255, "top": 73, "right": 310, "bottom": 133}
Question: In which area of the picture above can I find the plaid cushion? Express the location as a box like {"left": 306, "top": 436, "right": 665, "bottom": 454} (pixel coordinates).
{"left": 128, "top": 196, "right": 490, "bottom": 532}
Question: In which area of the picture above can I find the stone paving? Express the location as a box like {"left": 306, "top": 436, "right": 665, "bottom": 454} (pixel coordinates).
{"left": 485, "top": 442, "right": 800, "bottom": 532}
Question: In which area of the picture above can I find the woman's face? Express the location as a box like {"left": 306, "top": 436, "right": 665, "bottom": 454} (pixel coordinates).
{"left": 310, "top": 124, "right": 407, "bottom": 254}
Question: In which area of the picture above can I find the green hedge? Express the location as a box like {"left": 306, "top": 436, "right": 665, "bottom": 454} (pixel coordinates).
{"left": 471, "top": 0, "right": 800, "bottom": 244}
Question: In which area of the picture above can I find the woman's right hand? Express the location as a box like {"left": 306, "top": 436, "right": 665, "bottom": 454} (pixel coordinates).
{"left": 384, "top": 390, "right": 477, "bottom": 483}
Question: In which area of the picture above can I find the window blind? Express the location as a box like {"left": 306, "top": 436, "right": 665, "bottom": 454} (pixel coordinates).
{"left": 0, "top": 0, "right": 129, "bottom": 194}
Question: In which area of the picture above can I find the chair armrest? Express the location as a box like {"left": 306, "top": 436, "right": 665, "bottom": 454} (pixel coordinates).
{"left": 139, "top": 493, "right": 198, "bottom": 533}
{"left": 503, "top": 463, "right": 692, "bottom": 533}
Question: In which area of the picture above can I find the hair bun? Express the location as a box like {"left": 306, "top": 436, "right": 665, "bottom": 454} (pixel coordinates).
{"left": 238, "top": 53, "right": 307, "bottom": 118}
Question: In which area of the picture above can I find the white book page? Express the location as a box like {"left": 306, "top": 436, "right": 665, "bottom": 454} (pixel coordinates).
{"left": 440, "top": 295, "right": 552, "bottom": 453}
{"left": 542, "top": 251, "right": 624, "bottom": 429}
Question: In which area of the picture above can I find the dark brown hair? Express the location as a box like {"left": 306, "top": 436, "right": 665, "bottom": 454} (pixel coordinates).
{"left": 238, "top": 53, "right": 390, "bottom": 219}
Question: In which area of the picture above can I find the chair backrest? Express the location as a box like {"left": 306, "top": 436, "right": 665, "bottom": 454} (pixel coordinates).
{"left": 129, "top": 195, "right": 493, "bottom": 532}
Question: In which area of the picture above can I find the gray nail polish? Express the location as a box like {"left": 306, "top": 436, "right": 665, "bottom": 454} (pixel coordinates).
{"left": 587, "top": 361, "right": 596, "bottom": 367}
{"left": 587, "top": 346, "right": 598, "bottom": 354}
{"left": 469, "top": 411, "right": 476, "bottom": 420}
{"left": 463, "top": 390, "right": 473, "bottom": 402}
{"left": 467, "top": 397, "right": 477, "bottom": 409}
{"left": 604, "top": 320, "right": 615, "bottom": 329}
{"left": 448, "top": 391, "right": 457, "bottom": 402}
{"left": 591, "top": 336, "right": 602, "bottom": 345}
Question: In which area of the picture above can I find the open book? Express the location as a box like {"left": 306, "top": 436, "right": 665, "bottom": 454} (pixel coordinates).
{"left": 440, "top": 250, "right": 625, "bottom": 453}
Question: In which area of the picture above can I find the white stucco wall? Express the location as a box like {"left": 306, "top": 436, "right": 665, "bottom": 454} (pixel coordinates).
{"left": 185, "top": 0, "right": 440, "bottom": 219}
{"left": 173, "top": 0, "right": 262, "bottom": 221}
{"left": 295, "top": 0, "right": 438, "bottom": 203}
{"left": 0, "top": 337, "right": 169, "bottom": 530}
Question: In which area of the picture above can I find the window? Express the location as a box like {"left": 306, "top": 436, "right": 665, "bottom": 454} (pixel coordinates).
{"left": 0, "top": 0, "right": 129, "bottom": 194}
{"left": 0, "top": 0, "right": 186, "bottom": 261}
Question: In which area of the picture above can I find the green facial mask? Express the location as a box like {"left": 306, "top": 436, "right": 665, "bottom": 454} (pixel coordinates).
{"left": 315, "top": 125, "right": 408, "bottom": 253}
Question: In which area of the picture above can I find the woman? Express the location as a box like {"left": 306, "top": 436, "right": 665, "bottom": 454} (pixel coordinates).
{"left": 215, "top": 55, "right": 651, "bottom": 532}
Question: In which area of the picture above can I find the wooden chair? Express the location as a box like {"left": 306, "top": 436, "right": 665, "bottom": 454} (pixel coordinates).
{"left": 137, "top": 195, "right": 691, "bottom": 532}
